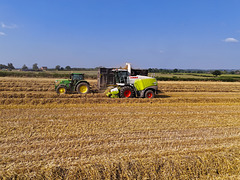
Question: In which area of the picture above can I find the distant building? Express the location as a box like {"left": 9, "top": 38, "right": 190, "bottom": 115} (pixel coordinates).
{"left": 41, "top": 66, "right": 48, "bottom": 71}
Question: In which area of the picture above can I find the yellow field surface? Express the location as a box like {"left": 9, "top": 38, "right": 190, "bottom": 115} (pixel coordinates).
{"left": 0, "top": 77, "right": 240, "bottom": 179}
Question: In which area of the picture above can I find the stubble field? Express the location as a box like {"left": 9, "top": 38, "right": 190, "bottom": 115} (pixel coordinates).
{"left": 0, "top": 77, "right": 240, "bottom": 179}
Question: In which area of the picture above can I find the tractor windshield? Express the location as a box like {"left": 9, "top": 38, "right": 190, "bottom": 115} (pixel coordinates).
{"left": 71, "top": 74, "right": 84, "bottom": 81}
{"left": 115, "top": 71, "right": 128, "bottom": 84}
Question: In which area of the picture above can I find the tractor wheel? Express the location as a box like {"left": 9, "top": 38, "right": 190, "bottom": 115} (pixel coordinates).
{"left": 56, "top": 85, "right": 67, "bottom": 94}
{"left": 77, "top": 83, "right": 90, "bottom": 94}
{"left": 145, "top": 90, "right": 155, "bottom": 98}
{"left": 120, "top": 86, "right": 134, "bottom": 98}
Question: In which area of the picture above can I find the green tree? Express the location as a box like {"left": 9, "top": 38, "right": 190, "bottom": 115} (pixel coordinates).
{"left": 32, "top": 63, "right": 39, "bottom": 71}
{"left": 212, "top": 70, "right": 222, "bottom": 77}
{"left": 55, "top": 65, "right": 61, "bottom": 70}
{"left": 7, "top": 63, "right": 15, "bottom": 69}
{"left": 0, "top": 64, "right": 8, "bottom": 69}
{"left": 22, "top": 64, "right": 28, "bottom": 71}
{"left": 65, "top": 66, "right": 71, "bottom": 70}
{"left": 173, "top": 68, "right": 178, "bottom": 73}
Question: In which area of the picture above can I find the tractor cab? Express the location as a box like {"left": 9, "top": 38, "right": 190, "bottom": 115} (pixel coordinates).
{"left": 70, "top": 73, "right": 84, "bottom": 86}
{"left": 112, "top": 69, "right": 129, "bottom": 85}
{"left": 70, "top": 73, "right": 84, "bottom": 81}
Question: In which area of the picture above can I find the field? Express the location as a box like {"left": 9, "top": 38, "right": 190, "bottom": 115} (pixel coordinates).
{"left": 0, "top": 77, "right": 240, "bottom": 179}
{"left": 149, "top": 73, "right": 240, "bottom": 82}
{"left": 2, "top": 70, "right": 240, "bottom": 82}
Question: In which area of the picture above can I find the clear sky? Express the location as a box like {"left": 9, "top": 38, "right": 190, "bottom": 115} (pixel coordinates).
{"left": 0, "top": 0, "right": 240, "bottom": 69}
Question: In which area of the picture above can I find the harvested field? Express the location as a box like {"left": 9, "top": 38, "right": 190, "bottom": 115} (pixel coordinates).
{"left": 0, "top": 77, "right": 240, "bottom": 179}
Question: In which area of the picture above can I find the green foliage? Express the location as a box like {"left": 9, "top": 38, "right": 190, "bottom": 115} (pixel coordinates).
{"left": 155, "top": 73, "right": 240, "bottom": 82}
{"left": 0, "top": 63, "right": 15, "bottom": 70}
{"left": 65, "top": 66, "right": 71, "bottom": 70}
{"left": 22, "top": 64, "right": 28, "bottom": 70}
{"left": 32, "top": 63, "right": 39, "bottom": 71}
{"left": 212, "top": 70, "right": 222, "bottom": 76}
{"left": 7, "top": 63, "right": 15, "bottom": 69}
{"left": 149, "top": 68, "right": 207, "bottom": 74}
{"left": 1, "top": 69, "right": 240, "bottom": 82}
{"left": 0, "top": 71, "right": 97, "bottom": 79}
{"left": 173, "top": 68, "right": 178, "bottom": 73}
{"left": 55, "top": 65, "right": 61, "bottom": 70}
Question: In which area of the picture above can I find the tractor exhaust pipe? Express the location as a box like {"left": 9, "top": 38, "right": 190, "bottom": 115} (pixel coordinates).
{"left": 126, "top": 63, "right": 131, "bottom": 75}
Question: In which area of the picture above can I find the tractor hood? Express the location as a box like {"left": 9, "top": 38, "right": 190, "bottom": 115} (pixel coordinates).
{"left": 55, "top": 79, "right": 71, "bottom": 86}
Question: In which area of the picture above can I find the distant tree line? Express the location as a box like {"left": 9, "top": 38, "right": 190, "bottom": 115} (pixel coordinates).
{"left": 2, "top": 63, "right": 240, "bottom": 75}
{"left": 148, "top": 68, "right": 212, "bottom": 74}
{"left": 21, "top": 63, "right": 40, "bottom": 71}
{"left": 148, "top": 68, "right": 240, "bottom": 74}
{"left": 54, "top": 65, "right": 104, "bottom": 71}
{"left": 0, "top": 63, "right": 15, "bottom": 70}
{"left": 0, "top": 63, "right": 106, "bottom": 71}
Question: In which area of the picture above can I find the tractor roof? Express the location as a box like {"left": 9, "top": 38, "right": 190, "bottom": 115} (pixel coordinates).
{"left": 112, "top": 69, "right": 128, "bottom": 72}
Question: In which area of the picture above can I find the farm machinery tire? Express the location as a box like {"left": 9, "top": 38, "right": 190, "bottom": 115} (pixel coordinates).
{"left": 145, "top": 89, "right": 155, "bottom": 98}
{"left": 77, "top": 82, "right": 90, "bottom": 94}
{"left": 56, "top": 85, "right": 67, "bottom": 94}
{"left": 120, "top": 86, "right": 134, "bottom": 98}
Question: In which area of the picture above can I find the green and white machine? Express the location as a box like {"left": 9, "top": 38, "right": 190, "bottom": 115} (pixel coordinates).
{"left": 106, "top": 63, "right": 158, "bottom": 98}
{"left": 55, "top": 73, "right": 90, "bottom": 94}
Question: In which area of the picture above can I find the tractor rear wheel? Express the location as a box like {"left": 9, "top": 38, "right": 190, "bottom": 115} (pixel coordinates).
{"left": 145, "top": 90, "right": 155, "bottom": 98}
{"left": 56, "top": 85, "right": 67, "bottom": 94}
{"left": 77, "top": 83, "right": 90, "bottom": 94}
{"left": 120, "top": 86, "right": 134, "bottom": 98}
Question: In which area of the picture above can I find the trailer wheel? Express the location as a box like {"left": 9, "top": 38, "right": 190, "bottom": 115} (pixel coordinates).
{"left": 120, "top": 86, "right": 134, "bottom": 98}
{"left": 145, "top": 90, "right": 155, "bottom": 98}
{"left": 56, "top": 85, "right": 67, "bottom": 94}
{"left": 77, "top": 83, "right": 90, "bottom": 94}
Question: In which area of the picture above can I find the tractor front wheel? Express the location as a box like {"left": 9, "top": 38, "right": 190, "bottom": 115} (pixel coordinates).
{"left": 56, "top": 85, "right": 67, "bottom": 94}
{"left": 77, "top": 83, "right": 90, "bottom": 94}
{"left": 120, "top": 86, "right": 134, "bottom": 98}
{"left": 145, "top": 90, "right": 155, "bottom": 98}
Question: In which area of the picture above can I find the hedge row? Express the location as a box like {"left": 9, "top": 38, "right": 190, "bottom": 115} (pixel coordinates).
{"left": 0, "top": 71, "right": 97, "bottom": 79}
{"left": 156, "top": 76, "right": 240, "bottom": 82}
{"left": 1, "top": 71, "right": 239, "bottom": 82}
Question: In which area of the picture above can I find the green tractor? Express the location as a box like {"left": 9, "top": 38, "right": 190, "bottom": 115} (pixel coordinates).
{"left": 55, "top": 73, "right": 90, "bottom": 94}
{"left": 106, "top": 64, "right": 158, "bottom": 98}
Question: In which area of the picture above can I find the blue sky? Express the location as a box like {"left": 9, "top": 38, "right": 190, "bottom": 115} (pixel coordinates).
{"left": 0, "top": 0, "right": 240, "bottom": 69}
